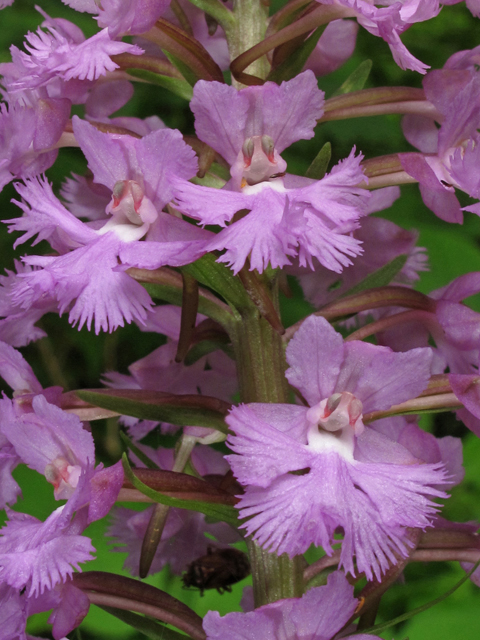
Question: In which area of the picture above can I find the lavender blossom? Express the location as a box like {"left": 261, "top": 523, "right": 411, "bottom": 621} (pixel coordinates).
{"left": 318, "top": 0, "right": 440, "bottom": 74}
{"left": 62, "top": 0, "right": 171, "bottom": 38}
{"left": 174, "top": 72, "right": 370, "bottom": 274}
{"left": 5, "top": 119, "right": 211, "bottom": 333}
{"left": 204, "top": 570, "right": 381, "bottom": 640}
{"left": 378, "top": 272, "right": 480, "bottom": 375}
{"left": 226, "top": 316, "right": 448, "bottom": 580}
{"left": 7, "top": 22, "right": 143, "bottom": 91}
{"left": 400, "top": 65, "right": 480, "bottom": 222}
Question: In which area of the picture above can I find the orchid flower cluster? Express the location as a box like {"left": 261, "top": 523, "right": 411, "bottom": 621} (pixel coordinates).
{"left": 1, "top": 0, "right": 480, "bottom": 639}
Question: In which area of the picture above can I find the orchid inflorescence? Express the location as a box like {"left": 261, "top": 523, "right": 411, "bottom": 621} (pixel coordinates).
{"left": 1, "top": 0, "right": 480, "bottom": 638}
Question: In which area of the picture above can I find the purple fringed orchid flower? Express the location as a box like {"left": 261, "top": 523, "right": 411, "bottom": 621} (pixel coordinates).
{"left": 0, "top": 11, "right": 142, "bottom": 193}
{"left": 226, "top": 315, "right": 449, "bottom": 580}
{"left": 62, "top": 0, "right": 171, "bottom": 38}
{"left": 0, "top": 260, "right": 60, "bottom": 347}
{"left": 0, "top": 340, "right": 124, "bottom": 515}
{"left": 0, "top": 578, "right": 89, "bottom": 640}
{"left": 318, "top": 0, "right": 440, "bottom": 74}
{"left": 6, "top": 18, "right": 143, "bottom": 92}
{"left": 0, "top": 500, "right": 95, "bottom": 598}
{"left": 0, "top": 342, "right": 123, "bottom": 636}
{"left": 400, "top": 63, "right": 480, "bottom": 223}
{"left": 203, "top": 570, "right": 381, "bottom": 640}
{"left": 174, "top": 71, "right": 370, "bottom": 274}
{"left": 5, "top": 118, "right": 212, "bottom": 333}
{"left": 378, "top": 272, "right": 480, "bottom": 375}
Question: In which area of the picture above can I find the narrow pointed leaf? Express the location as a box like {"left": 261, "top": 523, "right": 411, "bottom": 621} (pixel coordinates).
{"left": 305, "top": 141, "right": 331, "bottom": 180}
{"left": 73, "top": 572, "right": 205, "bottom": 640}
{"left": 99, "top": 607, "right": 192, "bottom": 640}
{"left": 181, "top": 253, "right": 252, "bottom": 312}
{"left": 153, "top": 19, "right": 224, "bottom": 83}
{"left": 163, "top": 50, "right": 198, "bottom": 87}
{"left": 122, "top": 454, "right": 239, "bottom": 526}
{"left": 126, "top": 68, "right": 193, "bottom": 100}
{"left": 331, "top": 59, "right": 372, "bottom": 97}
{"left": 344, "top": 254, "right": 408, "bottom": 296}
{"left": 267, "top": 25, "right": 326, "bottom": 83}
{"left": 319, "top": 286, "right": 436, "bottom": 318}
{"left": 364, "top": 392, "right": 461, "bottom": 423}
{"left": 140, "top": 503, "right": 172, "bottom": 578}
{"left": 119, "top": 432, "right": 160, "bottom": 470}
{"left": 76, "top": 389, "right": 230, "bottom": 433}
{"left": 123, "top": 466, "right": 238, "bottom": 505}
{"left": 230, "top": 4, "right": 352, "bottom": 85}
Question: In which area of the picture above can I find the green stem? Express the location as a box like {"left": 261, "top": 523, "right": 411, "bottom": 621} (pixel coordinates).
{"left": 232, "top": 307, "right": 289, "bottom": 403}
{"left": 247, "top": 540, "right": 305, "bottom": 605}
{"left": 232, "top": 278, "right": 304, "bottom": 604}
{"left": 228, "top": 0, "right": 270, "bottom": 85}
{"left": 229, "top": 4, "right": 352, "bottom": 85}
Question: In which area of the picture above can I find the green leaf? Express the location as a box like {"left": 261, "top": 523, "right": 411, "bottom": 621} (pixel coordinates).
{"left": 122, "top": 453, "right": 239, "bottom": 527}
{"left": 268, "top": 26, "right": 326, "bottom": 83}
{"left": 354, "top": 560, "right": 480, "bottom": 636}
{"left": 76, "top": 389, "right": 230, "bottom": 434}
{"left": 331, "top": 60, "right": 373, "bottom": 97}
{"left": 119, "top": 432, "right": 160, "bottom": 470}
{"left": 305, "top": 142, "right": 332, "bottom": 180}
{"left": 181, "top": 253, "right": 251, "bottom": 313}
{"left": 344, "top": 254, "right": 408, "bottom": 296}
{"left": 126, "top": 68, "right": 193, "bottom": 100}
{"left": 163, "top": 50, "right": 198, "bottom": 87}
{"left": 99, "top": 607, "right": 191, "bottom": 640}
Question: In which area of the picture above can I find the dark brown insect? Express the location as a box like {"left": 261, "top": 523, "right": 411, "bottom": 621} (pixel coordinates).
{"left": 182, "top": 547, "right": 251, "bottom": 596}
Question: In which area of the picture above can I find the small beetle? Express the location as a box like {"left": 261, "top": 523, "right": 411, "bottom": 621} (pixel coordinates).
{"left": 182, "top": 547, "right": 251, "bottom": 596}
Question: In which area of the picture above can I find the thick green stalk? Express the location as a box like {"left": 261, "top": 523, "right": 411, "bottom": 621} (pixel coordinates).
{"left": 231, "top": 279, "right": 304, "bottom": 604}
{"left": 247, "top": 540, "right": 305, "bottom": 606}
{"left": 232, "top": 308, "right": 289, "bottom": 403}
{"left": 228, "top": 0, "right": 270, "bottom": 84}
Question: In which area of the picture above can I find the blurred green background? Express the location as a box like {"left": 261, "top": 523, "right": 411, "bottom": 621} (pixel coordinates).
{"left": 1, "top": 1, "right": 480, "bottom": 638}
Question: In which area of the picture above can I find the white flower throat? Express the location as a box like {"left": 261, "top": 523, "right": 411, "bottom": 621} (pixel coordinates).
{"left": 305, "top": 392, "right": 364, "bottom": 460}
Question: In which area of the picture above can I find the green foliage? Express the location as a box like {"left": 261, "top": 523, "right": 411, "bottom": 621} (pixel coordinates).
{"left": 345, "top": 254, "right": 408, "bottom": 295}
{"left": 77, "top": 389, "right": 230, "bottom": 433}
{"left": 267, "top": 26, "right": 326, "bottom": 83}
{"left": 305, "top": 141, "right": 332, "bottom": 180}
{"left": 98, "top": 607, "right": 190, "bottom": 640}
{"left": 126, "top": 69, "right": 194, "bottom": 101}
{"left": 122, "top": 454, "right": 239, "bottom": 527}
{"left": 331, "top": 59, "right": 373, "bottom": 97}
